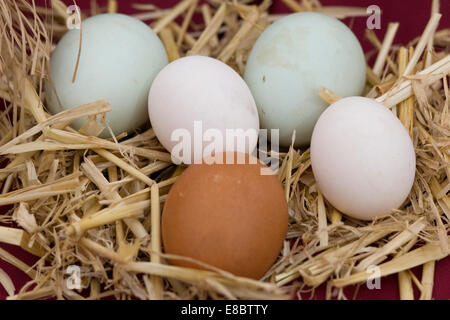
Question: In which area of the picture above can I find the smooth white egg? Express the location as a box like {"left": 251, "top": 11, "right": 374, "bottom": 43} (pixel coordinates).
{"left": 46, "top": 13, "right": 168, "bottom": 137}
{"left": 310, "top": 97, "right": 416, "bottom": 220}
{"left": 148, "top": 56, "right": 259, "bottom": 164}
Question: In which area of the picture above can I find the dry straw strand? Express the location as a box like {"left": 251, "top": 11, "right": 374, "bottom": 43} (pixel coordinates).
{"left": 0, "top": 0, "right": 449, "bottom": 301}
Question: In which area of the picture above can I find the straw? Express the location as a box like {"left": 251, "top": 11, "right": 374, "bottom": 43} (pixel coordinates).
{"left": 0, "top": 0, "right": 448, "bottom": 301}
{"left": 373, "top": 22, "right": 399, "bottom": 77}
{"left": 149, "top": 184, "right": 163, "bottom": 299}
{"left": 333, "top": 237, "right": 450, "bottom": 288}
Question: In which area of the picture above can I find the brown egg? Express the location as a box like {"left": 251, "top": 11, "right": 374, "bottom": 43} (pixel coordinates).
{"left": 162, "top": 152, "right": 288, "bottom": 279}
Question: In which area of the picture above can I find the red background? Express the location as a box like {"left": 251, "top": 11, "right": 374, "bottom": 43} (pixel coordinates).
{"left": 0, "top": 0, "right": 449, "bottom": 300}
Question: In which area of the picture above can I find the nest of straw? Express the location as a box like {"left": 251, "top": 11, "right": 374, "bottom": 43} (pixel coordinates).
{"left": 0, "top": 0, "right": 448, "bottom": 300}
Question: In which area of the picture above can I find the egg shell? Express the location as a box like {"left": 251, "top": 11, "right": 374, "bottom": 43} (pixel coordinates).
{"left": 162, "top": 152, "right": 288, "bottom": 279}
{"left": 148, "top": 56, "right": 259, "bottom": 164}
{"left": 46, "top": 13, "right": 168, "bottom": 137}
{"left": 310, "top": 97, "right": 416, "bottom": 220}
{"left": 244, "top": 12, "right": 366, "bottom": 147}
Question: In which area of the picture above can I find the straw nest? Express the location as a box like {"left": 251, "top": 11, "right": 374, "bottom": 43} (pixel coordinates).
{"left": 0, "top": 0, "right": 449, "bottom": 300}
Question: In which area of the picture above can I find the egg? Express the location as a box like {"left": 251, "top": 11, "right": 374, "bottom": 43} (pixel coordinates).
{"left": 310, "top": 97, "right": 416, "bottom": 220}
{"left": 148, "top": 56, "right": 259, "bottom": 164}
{"left": 162, "top": 152, "right": 288, "bottom": 279}
{"left": 46, "top": 13, "right": 168, "bottom": 137}
{"left": 244, "top": 12, "right": 366, "bottom": 147}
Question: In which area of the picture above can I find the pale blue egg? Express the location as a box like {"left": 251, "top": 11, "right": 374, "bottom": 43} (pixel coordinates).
{"left": 244, "top": 12, "right": 366, "bottom": 147}
{"left": 46, "top": 14, "right": 168, "bottom": 137}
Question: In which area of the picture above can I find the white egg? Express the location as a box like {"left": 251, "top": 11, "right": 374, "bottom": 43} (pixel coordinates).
{"left": 244, "top": 12, "right": 366, "bottom": 147}
{"left": 46, "top": 13, "right": 168, "bottom": 137}
{"left": 310, "top": 97, "right": 416, "bottom": 220}
{"left": 148, "top": 56, "right": 259, "bottom": 164}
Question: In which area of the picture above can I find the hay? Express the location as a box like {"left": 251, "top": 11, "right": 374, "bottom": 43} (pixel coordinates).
{"left": 0, "top": 0, "right": 449, "bottom": 300}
